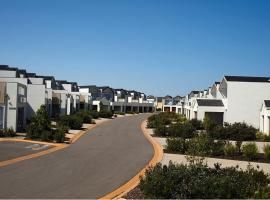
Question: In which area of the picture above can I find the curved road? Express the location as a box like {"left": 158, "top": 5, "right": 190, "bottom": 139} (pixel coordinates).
{"left": 0, "top": 114, "right": 153, "bottom": 199}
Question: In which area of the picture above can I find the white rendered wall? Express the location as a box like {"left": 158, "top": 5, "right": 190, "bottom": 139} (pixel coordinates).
{"left": 27, "top": 84, "right": 46, "bottom": 118}
{"left": 226, "top": 82, "right": 270, "bottom": 128}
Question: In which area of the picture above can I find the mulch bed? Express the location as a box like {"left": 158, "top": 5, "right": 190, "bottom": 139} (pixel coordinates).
{"left": 123, "top": 186, "right": 145, "bottom": 199}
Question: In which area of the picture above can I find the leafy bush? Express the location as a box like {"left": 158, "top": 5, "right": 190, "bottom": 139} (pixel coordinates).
{"left": 53, "top": 125, "right": 67, "bottom": 143}
{"left": 242, "top": 142, "right": 259, "bottom": 160}
{"left": 59, "top": 115, "right": 83, "bottom": 130}
{"left": 26, "top": 105, "right": 52, "bottom": 140}
{"left": 208, "top": 122, "right": 257, "bottom": 141}
{"left": 76, "top": 111, "right": 92, "bottom": 123}
{"left": 154, "top": 124, "right": 168, "bottom": 137}
{"left": 166, "top": 138, "right": 187, "bottom": 153}
{"left": 186, "top": 134, "right": 214, "bottom": 156}
{"left": 89, "top": 110, "right": 99, "bottom": 119}
{"left": 263, "top": 144, "right": 270, "bottom": 161}
{"left": 224, "top": 142, "right": 238, "bottom": 157}
{"left": 190, "top": 119, "right": 204, "bottom": 130}
{"left": 186, "top": 134, "right": 225, "bottom": 157}
{"left": 126, "top": 111, "right": 135, "bottom": 114}
{"left": 168, "top": 122, "right": 196, "bottom": 139}
{"left": 98, "top": 110, "right": 113, "bottom": 118}
{"left": 147, "top": 112, "right": 185, "bottom": 129}
{"left": 256, "top": 132, "right": 270, "bottom": 142}
{"left": 0, "top": 128, "right": 16, "bottom": 137}
{"left": 139, "top": 162, "right": 270, "bottom": 199}
{"left": 203, "top": 116, "right": 218, "bottom": 132}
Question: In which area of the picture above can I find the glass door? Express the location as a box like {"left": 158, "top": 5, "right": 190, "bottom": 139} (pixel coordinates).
{"left": 0, "top": 106, "right": 4, "bottom": 129}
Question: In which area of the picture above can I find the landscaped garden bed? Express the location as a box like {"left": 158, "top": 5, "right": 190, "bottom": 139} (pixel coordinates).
{"left": 125, "top": 161, "right": 270, "bottom": 199}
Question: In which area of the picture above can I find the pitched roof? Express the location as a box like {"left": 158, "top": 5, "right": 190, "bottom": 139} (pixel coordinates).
{"left": 224, "top": 76, "right": 270, "bottom": 83}
{"left": 196, "top": 99, "right": 224, "bottom": 107}
{"left": 264, "top": 100, "right": 270, "bottom": 108}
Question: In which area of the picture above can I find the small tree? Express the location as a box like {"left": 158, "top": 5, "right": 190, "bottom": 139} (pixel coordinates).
{"left": 26, "top": 105, "right": 52, "bottom": 140}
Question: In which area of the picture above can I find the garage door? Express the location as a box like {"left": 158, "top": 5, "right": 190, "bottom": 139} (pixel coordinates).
{"left": 205, "top": 112, "right": 224, "bottom": 125}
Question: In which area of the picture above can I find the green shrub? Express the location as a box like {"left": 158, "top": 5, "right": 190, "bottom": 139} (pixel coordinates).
{"left": 53, "top": 125, "right": 67, "bottom": 143}
{"left": 139, "top": 162, "right": 270, "bottom": 199}
{"left": 168, "top": 122, "right": 196, "bottom": 139}
{"left": 126, "top": 111, "right": 135, "bottom": 114}
{"left": 186, "top": 134, "right": 213, "bottom": 156}
{"left": 211, "top": 140, "right": 226, "bottom": 156}
{"left": 190, "top": 119, "right": 204, "bottom": 130}
{"left": 147, "top": 112, "right": 185, "bottom": 129}
{"left": 263, "top": 144, "right": 270, "bottom": 161}
{"left": 114, "top": 111, "right": 125, "bottom": 115}
{"left": 0, "top": 128, "right": 16, "bottom": 137}
{"left": 99, "top": 110, "right": 113, "bottom": 118}
{"left": 75, "top": 111, "right": 92, "bottom": 123}
{"left": 26, "top": 105, "right": 52, "bottom": 140}
{"left": 154, "top": 124, "right": 168, "bottom": 137}
{"left": 224, "top": 142, "right": 238, "bottom": 157}
{"left": 256, "top": 132, "right": 270, "bottom": 142}
{"left": 186, "top": 134, "right": 225, "bottom": 156}
{"left": 89, "top": 110, "right": 99, "bottom": 119}
{"left": 166, "top": 138, "right": 187, "bottom": 153}
{"left": 242, "top": 142, "right": 259, "bottom": 160}
{"left": 203, "top": 116, "right": 218, "bottom": 132}
{"left": 208, "top": 122, "right": 257, "bottom": 141}
{"left": 40, "top": 130, "right": 53, "bottom": 141}
{"left": 59, "top": 115, "right": 83, "bottom": 130}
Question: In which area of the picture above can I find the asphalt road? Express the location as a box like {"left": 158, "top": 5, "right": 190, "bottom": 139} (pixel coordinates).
{"left": 0, "top": 114, "right": 153, "bottom": 199}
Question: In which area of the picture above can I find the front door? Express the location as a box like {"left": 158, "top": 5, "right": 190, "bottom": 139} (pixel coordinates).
{"left": 0, "top": 106, "right": 4, "bottom": 129}
{"left": 17, "top": 107, "right": 24, "bottom": 132}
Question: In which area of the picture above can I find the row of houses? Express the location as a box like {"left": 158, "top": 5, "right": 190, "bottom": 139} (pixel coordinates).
{"left": 0, "top": 65, "right": 155, "bottom": 132}
{"left": 161, "top": 75, "right": 270, "bottom": 135}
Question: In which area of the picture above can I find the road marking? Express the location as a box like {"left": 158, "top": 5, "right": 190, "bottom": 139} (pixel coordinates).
{"left": 100, "top": 119, "right": 164, "bottom": 200}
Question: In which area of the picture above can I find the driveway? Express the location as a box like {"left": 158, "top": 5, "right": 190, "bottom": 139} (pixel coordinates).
{"left": 0, "top": 114, "right": 153, "bottom": 199}
{"left": 0, "top": 141, "right": 52, "bottom": 161}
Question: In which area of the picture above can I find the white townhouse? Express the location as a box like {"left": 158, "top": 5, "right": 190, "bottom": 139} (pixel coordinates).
{"left": 184, "top": 76, "right": 270, "bottom": 130}
{"left": 0, "top": 65, "right": 28, "bottom": 131}
{"left": 260, "top": 100, "right": 270, "bottom": 135}
{"left": 218, "top": 76, "right": 270, "bottom": 129}
{"left": 57, "top": 80, "right": 81, "bottom": 115}
{"left": 163, "top": 96, "right": 184, "bottom": 114}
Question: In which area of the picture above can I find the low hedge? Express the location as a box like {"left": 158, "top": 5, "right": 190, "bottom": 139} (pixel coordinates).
{"left": 207, "top": 122, "right": 257, "bottom": 141}
{"left": 167, "top": 122, "right": 196, "bottom": 139}
{"left": 0, "top": 128, "right": 16, "bottom": 137}
{"left": 99, "top": 110, "right": 113, "bottom": 118}
{"left": 147, "top": 112, "right": 185, "bottom": 129}
{"left": 59, "top": 115, "right": 83, "bottom": 130}
{"left": 139, "top": 162, "right": 270, "bottom": 199}
{"left": 76, "top": 111, "right": 93, "bottom": 123}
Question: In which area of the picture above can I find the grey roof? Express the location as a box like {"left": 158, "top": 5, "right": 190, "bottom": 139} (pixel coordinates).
{"left": 225, "top": 76, "right": 270, "bottom": 83}
{"left": 265, "top": 100, "right": 270, "bottom": 108}
{"left": 196, "top": 99, "right": 224, "bottom": 107}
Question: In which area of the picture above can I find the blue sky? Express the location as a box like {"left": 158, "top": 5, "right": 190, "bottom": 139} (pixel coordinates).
{"left": 0, "top": 0, "right": 270, "bottom": 96}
